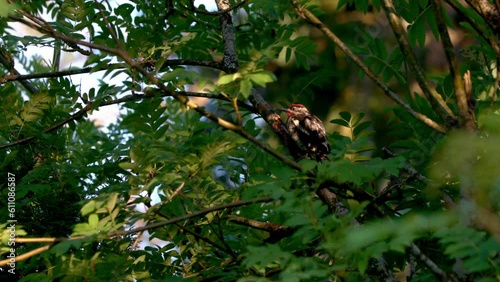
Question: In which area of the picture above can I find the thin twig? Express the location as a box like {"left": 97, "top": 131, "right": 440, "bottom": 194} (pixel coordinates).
{"left": 173, "top": 222, "right": 228, "bottom": 255}
{"left": 0, "top": 59, "right": 225, "bottom": 84}
{"left": 130, "top": 182, "right": 186, "bottom": 250}
{"left": 108, "top": 196, "right": 273, "bottom": 237}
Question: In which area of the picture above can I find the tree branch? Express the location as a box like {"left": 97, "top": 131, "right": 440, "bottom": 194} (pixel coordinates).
{"left": 15, "top": 10, "right": 303, "bottom": 171}
{"left": 0, "top": 245, "right": 51, "bottom": 267}
{"left": 227, "top": 215, "right": 297, "bottom": 243}
{"left": 430, "top": 0, "right": 476, "bottom": 131}
{"left": 0, "top": 89, "right": 255, "bottom": 150}
{"left": 465, "top": 0, "right": 500, "bottom": 37}
{"left": 290, "top": 0, "right": 448, "bottom": 134}
{"left": 108, "top": 196, "right": 273, "bottom": 237}
{"left": 0, "top": 197, "right": 272, "bottom": 266}
{"left": 0, "top": 48, "right": 39, "bottom": 94}
{"left": 409, "top": 243, "right": 459, "bottom": 282}
{"left": 248, "top": 88, "right": 306, "bottom": 160}
{"left": 0, "top": 59, "right": 226, "bottom": 84}
{"left": 215, "top": 0, "right": 239, "bottom": 73}
{"left": 381, "top": 0, "right": 458, "bottom": 127}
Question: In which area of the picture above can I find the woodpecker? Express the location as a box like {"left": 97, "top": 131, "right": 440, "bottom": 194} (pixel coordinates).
{"left": 285, "top": 104, "right": 331, "bottom": 160}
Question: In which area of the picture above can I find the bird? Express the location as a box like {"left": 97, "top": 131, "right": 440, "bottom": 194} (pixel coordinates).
{"left": 284, "top": 103, "right": 331, "bottom": 161}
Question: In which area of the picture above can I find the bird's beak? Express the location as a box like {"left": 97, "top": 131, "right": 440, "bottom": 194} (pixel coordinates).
{"left": 277, "top": 108, "right": 289, "bottom": 113}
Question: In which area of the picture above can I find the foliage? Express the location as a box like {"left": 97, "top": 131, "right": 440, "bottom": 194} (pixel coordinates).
{"left": 1, "top": 0, "right": 500, "bottom": 281}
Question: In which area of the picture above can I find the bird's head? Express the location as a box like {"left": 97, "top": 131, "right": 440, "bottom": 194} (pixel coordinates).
{"left": 286, "top": 103, "right": 309, "bottom": 118}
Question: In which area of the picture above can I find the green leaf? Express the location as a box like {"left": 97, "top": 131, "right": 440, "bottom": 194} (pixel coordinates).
{"left": 50, "top": 239, "right": 84, "bottom": 257}
{"left": 107, "top": 192, "right": 118, "bottom": 213}
{"left": 339, "top": 111, "right": 352, "bottom": 123}
{"left": 81, "top": 200, "right": 96, "bottom": 216}
{"left": 330, "top": 118, "right": 350, "bottom": 127}
{"left": 240, "top": 78, "right": 252, "bottom": 98}
{"left": 218, "top": 73, "right": 239, "bottom": 85}
{"left": 0, "top": 1, "right": 19, "bottom": 17}
{"left": 353, "top": 121, "right": 372, "bottom": 137}
{"left": 247, "top": 71, "right": 276, "bottom": 87}
{"left": 89, "top": 214, "right": 99, "bottom": 228}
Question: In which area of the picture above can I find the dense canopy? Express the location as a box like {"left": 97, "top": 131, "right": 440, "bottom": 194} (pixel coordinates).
{"left": 1, "top": 0, "right": 500, "bottom": 281}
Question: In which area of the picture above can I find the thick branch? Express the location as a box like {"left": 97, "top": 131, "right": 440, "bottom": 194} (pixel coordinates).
{"left": 381, "top": 0, "right": 458, "bottom": 127}
{"left": 465, "top": 0, "right": 500, "bottom": 37}
{"left": 431, "top": 0, "right": 476, "bottom": 131}
{"left": 216, "top": 0, "right": 239, "bottom": 73}
{"left": 290, "top": 0, "right": 448, "bottom": 134}
{"left": 248, "top": 88, "right": 306, "bottom": 160}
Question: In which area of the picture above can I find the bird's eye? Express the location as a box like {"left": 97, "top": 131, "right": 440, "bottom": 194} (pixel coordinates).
{"left": 291, "top": 107, "right": 296, "bottom": 111}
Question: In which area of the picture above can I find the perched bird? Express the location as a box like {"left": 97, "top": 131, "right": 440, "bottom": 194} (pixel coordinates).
{"left": 285, "top": 103, "right": 331, "bottom": 161}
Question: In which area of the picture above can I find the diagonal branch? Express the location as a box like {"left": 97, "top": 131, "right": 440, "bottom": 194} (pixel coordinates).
{"left": 381, "top": 0, "right": 458, "bottom": 127}
{"left": 430, "top": 0, "right": 476, "bottom": 131}
{"left": 108, "top": 196, "right": 273, "bottom": 237}
{"left": 290, "top": 0, "right": 448, "bottom": 134}
{"left": 409, "top": 243, "right": 460, "bottom": 281}
{"left": 465, "top": 0, "right": 500, "bottom": 37}
{"left": 248, "top": 89, "right": 306, "bottom": 160}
